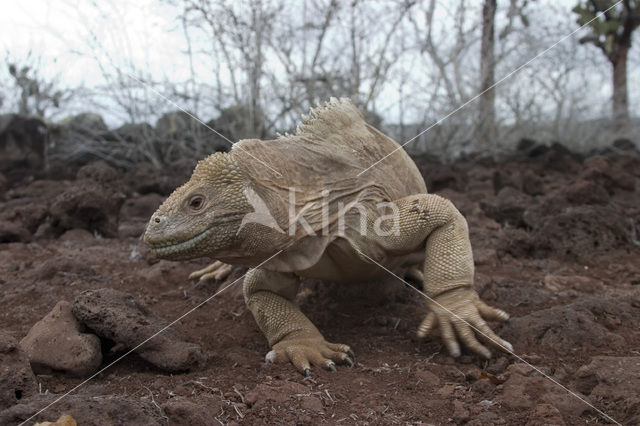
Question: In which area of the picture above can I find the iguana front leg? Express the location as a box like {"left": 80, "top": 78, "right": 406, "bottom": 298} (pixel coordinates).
{"left": 376, "top": 194, "right": 513, "bottom": 358}
{"left": 243, "top": 268, "right": 354, "bottom": 375}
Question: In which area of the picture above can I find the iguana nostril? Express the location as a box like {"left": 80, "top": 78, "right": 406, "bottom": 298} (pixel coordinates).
{"left": 154, "top": 217, "right": 161, "bottom": 224}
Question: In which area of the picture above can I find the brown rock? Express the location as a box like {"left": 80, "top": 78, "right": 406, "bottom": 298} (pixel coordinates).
{"left": 7, "top": 201, "right": 49, "bottom": 235}
{"left": 573, "top": 356, "right": 640, "bottom": 423}
{"left": 437, "top": 384, "right": 455, "bottom": 397}
{"left": 415, "top": 369, "right": 440, "bottom": 386}
{"left": 521, "top": 170, "right": 544, "bottom": 196}
{"left": 497, "top": 372, "right": 587, "bottom": 416}
{"left": 19, "top": 301, "right": 102, "bottom": 376}
{"left": 467, "top": 411, "right": 501, "bottom": 425}
{"left": 72, "top": 288, "right": 206, "bottom": 372}
{"left": 582, "top": 155, "right": 635, "bottom": 192}
{"left": 162, "top": 396, "right": 224, "bottom": 426}
{"left": 49, "top": 179, "right": 125, "bottom": 238}
{"left": 470, "top": 378, "right": 495, "bottom": 396}
{"left": 452, "top": 399, "right": 470, "bottom": 423}
{"left": 125, "top": 160, "right": 196, "bottom": 196}
{"left": 246, "top": 381, "right": 308, "bottom": 410}
{"left": 300, "top": 395, "right": 324, "bottom": 413}
{"left": 58, "top": 229, "right": 95, "bottom": 245}
{"left": 486, "top": 356, "right": 510, "bottom": 375}
{"left": 473, "top": 248, "right": 498, "bottom": 266}
{"left": 48, "top": 163, "right": 125, "bottom": 238}
{"left": 540, "top": 143, "right": 581, "bottom": 173}
{"left": 0, "top": 331, "right": 37, "bottom": 410}
{"left": 34, "top": 414, "right": 77, "bottom": 426}
{"left": 119, "top": 193, "right": 164, "bottom": 221}
{"left": 0, "top": 219, "right": 31, "bottom": 243}
{"left": 543, "top": 275, "right": 604, "bottom": 294}
{"left": 492, "top": 168, "right": 523, "bottom": 194}
{"left": 76, "top": 161, "right": 121, "bottom": 187}
{"left": 481, "top": 187, "right": 533, "bottom": 226}
{"left": 118, "top": 193, "right": 165, "bottom": 238}
{"left": 426, "top": 165, "right": 466, "bottom": 192}
{"left": 563, "top": 180, "right": 609, "bottom": 205}
{"left": 0, "top": 182, "right": 58, "bottom": 240}
{"left": 521, "top": 192, "right": 567, "bottom": 229}
{"left": 583, "top": 155, "right": 609, "bottom": 172}
{"left": 30, "top": 257, "right": 97, "bottom": 282}
{"left": 0, "top": 115, "right": 47, "bottom": 177}
{"left": 496, "top": 227, "right": 534, "bottom": 258}
{"left": 531, "top": 205, "right": 628, "bottom": 257}
{"left": 525, "top": 403, "right": 566, "bottom": 426}
{"left": 501, "top": 297, "right": 627, "bottom": 353}
{"left": 0, "top": 394, "right": 165, "bottom": 425}
{"left": 481, "top": 278, "right": 550, "bottom": 308}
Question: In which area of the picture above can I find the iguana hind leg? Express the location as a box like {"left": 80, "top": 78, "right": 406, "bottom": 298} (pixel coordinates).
{"left": 377, "top": 194, "right": 512, "bottom": 358}
{"left": 243, "top": 268, "right": 354, "bottom": 375}
{"left": 188, "top": 260, "right": 232, "bottom": 282}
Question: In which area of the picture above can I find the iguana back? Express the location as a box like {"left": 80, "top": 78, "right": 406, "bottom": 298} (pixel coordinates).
{"left": 232, "top": 98, "right": 427, "bottom": 239}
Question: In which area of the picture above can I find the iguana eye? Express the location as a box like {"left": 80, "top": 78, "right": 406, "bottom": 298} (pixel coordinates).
{"left": 188, "top": 195, "right": 204, "bottom": 211}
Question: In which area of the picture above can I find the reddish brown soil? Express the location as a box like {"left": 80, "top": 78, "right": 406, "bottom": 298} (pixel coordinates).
{"left": 1, "top": 146, "right": 640, "bottom": 425}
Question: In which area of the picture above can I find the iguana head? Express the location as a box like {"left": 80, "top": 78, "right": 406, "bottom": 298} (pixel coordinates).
{"left": 144, "top": 152, "right": 250, "bottom": 260}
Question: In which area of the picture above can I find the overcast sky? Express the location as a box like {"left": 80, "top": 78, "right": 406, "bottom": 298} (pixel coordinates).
{"left": 0, "top": 1, "right": 181, "bottom": 89}
{"left": 1, "top": 0, "right": 637, "bottom": 128}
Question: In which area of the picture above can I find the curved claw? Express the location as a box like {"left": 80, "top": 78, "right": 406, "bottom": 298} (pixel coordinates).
{"left": 476, "top": 300, "right": 510, "bottom": 322}
{"left": 265, "top": 350, "right": 276, "bottom": 364}
{"left": 418, "top": 288, "right": 512, "bottom": 359}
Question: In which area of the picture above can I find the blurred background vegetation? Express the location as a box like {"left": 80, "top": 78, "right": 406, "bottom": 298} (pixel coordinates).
{"left": 0, "top": 0, "right": 638, "bottom": 170}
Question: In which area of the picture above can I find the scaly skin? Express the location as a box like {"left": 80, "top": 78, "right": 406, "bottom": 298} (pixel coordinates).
{"left": 144, "top": 98, "right": 512, "bottom": 375}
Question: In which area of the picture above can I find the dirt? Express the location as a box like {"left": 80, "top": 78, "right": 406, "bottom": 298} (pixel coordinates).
{"left": 1, "top": 145, "right": 640, "bottom": 425}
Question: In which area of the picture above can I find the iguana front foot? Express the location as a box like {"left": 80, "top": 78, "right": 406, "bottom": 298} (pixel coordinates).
{"left": 265, "top": 337, "right": 354, "bottom": 375}
{"left": 188, "top": 260, "right": 232, "bottom": 282}
{"left": 417, "top": 287, "right": 512, "bottom": 359}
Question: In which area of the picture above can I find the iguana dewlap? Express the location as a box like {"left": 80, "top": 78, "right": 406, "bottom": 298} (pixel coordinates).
{"left": 144, "top": 98, "right": 512, "bottom": 375}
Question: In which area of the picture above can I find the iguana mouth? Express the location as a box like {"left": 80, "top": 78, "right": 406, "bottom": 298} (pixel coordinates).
{"left": 148, "top": 226, "right": 214, "bottom": 257}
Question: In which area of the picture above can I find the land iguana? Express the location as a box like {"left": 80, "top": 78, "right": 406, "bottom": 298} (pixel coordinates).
{"left": 144, "top": 98, "right": 512, "bottom": 375}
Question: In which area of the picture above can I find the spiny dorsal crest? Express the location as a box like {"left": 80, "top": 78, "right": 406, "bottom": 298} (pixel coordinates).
{"left": 287, "top": 97, "right": 367, "bottom": 139}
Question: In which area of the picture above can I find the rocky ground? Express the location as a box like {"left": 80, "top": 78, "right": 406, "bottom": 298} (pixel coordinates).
{"left": 0, "top": 142, "right": 639, "bottom": 425}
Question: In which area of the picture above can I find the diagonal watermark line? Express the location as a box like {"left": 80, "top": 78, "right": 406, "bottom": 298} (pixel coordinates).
{"left": 23, "top": 3, "right": 624, "bottom": 424}
{"left": 354, "top": 249, "right": 621, "bottom": 425}
{"left": 356, "top": 0, "right": 623, "bottom": 177}
{"left": 19, "top": 250, "right": 283, "bottom": 426}
{"left": 126, "top": 73, "right": 282, "bottom": 177}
